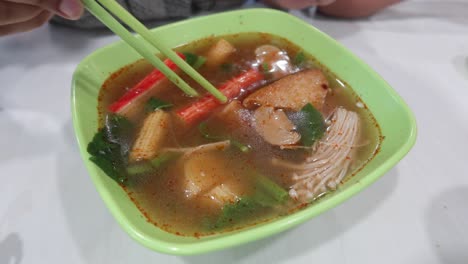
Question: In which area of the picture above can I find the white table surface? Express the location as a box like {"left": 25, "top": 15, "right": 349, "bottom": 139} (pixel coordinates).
{"left": 1, "top": 0, "right": 468, "bottom": 263}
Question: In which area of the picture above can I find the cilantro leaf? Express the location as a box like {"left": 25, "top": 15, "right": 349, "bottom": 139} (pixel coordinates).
{"left": 87, "top": 115, "right": 134, "bottom": 184}
{"left": 87, "top": 129, "right": 127, "bottom": 184}
{"left": 145, "top": 98, "right": 173, "bottom": 113}
{"left": 182, "top": 52, "right": 206, "bottom": 69}
{"left": 213, "top": 197, "right": 259, "bottom": 229}
{"left": 289, "top": 103, "right": 325, "bottom": 146}
{"left": 293, "top": 51, "right": 306, "bottom": 66}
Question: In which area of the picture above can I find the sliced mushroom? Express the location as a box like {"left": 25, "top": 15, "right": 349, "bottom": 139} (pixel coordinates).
{"left": 253, "top": 106, "right": 301, "bottom": 146}
{"left": 183, "top": 151, "right": 228, "bottom": 199}
{"left": 243, "top": 69, "right": 329, "bottom": 111}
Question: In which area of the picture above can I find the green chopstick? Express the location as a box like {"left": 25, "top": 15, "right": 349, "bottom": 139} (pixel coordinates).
{"left": 82, "top": 0, "right": 228, "bottom": 103}
{"left": 96, "top": 0, "right": 228, "bottom": 103}
{"left": 81, "top": 0, "right": 198, "bottom": 97}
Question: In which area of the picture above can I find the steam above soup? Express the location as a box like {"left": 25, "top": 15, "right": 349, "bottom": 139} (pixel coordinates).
{"left": 88, "top": 33, "right": 381, "bottom": 236}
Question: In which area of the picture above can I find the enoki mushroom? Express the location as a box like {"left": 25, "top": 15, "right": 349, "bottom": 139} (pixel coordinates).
{"left": 272, "top": 108, "right": 360, "bottom": 202}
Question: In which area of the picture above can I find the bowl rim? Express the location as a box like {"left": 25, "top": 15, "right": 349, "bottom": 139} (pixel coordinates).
{"left": 71, "top": 8, "right": 417, "bottom": 255}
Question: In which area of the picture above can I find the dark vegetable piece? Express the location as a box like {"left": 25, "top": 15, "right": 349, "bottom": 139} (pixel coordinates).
{"left": 89, "top": 156, "right": 126, "bottom": 183}
{"left": 293, "top": 51, "right": 305, "bottom": 65}
{"left": 289, "top": 103, "right": 326, "bottom": 146}
{"left": 87, "top": 114, "right": 134, "bottom": 183}
{"left": 145, "top": 97, "right": 173, "bottom": 113}
{"left": 104, "top": 114, "right": 133, "bottom": 159}
{"left": 198, "top": 122, "right": 250, "bottom": 153}
{"left": 183, "top": 52, "right": 198, "bottom": 65}
{"left": 220, "top": 63, "right": 234, "bottom": 72}
{"left": 105, "top": 114, "right": 132, "bottom": 142}
{"left": 87, "top": 129, "right": 127, "bottom": 184}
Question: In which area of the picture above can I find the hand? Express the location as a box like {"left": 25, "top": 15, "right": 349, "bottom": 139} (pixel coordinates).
{"left": 0, "top": 0, "right": 84, "bottom": 36}
{"left": 263, "top": 0, "right": 336, "bottom": 10}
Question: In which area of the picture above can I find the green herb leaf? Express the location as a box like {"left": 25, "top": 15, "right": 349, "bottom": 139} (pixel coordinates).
{"left": 255, "top": 173, "right": 289, "bottom": 203}
{"left": 183, "top": 52, "right": 206, "bottom": 69}
{"left": 105, "top": 114, "right": 133, "bottom": 143}
{"left": 214, "top": 197, "right": 259, "bottom": 228}
{"left": 87, "top": 129, "right": 128, "bottom": 184}
{"left": 209, "top": 173, "right": 288, "bottom": 229}
{"left": 252, "top": 190, "right": 277, "bottom": 207}
{"left": 109, "top": 114, "right": 132, "bottom": 131}
{"left": 293, "top": 51, "right": 305, "bottom": 65}
{"left": 289, "top": 103, "right": 325, "bottom": 146}
{"left": 192, "top": 56, "right": 206, "bottom": 69}
{"left": 261, "top": 62, "right": 270, "bottom": 73}
{"left": 198, "top": 122, "right": 215, "bottom": 140}
{"left": 230, "top": 139, "right": 250, "bottom": 153}
{"left": 90, "top": 156, "right": 126, "bottom": 183}
{"left": 145, "top": 98, "right": 173, "bottom": 113}
{"left": 87, "top": 130, "right": 115, "bottom": 157}
{"left": 183, "top": 52, "right": 198, "bottom": 66}
{"left": 87, "top": 115, "right": 133, "bottom": 183}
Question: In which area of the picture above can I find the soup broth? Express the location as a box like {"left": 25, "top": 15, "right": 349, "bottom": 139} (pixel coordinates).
{"left": 92, "top": 33, "right": 382, "bottom": 236}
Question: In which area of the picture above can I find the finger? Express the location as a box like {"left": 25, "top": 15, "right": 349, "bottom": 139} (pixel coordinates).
{"left": 0, "top": 1, "right": 42, "bottom": 25}
{"left": 6, "top": 0, "right": 83, "bottom": 20}
{"left": 0, "top": 10, "right": 52, "bottom": 36}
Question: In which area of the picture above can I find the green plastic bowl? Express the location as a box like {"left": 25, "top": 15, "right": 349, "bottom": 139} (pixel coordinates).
{"left": 72, "top": 8, "right": 417, "bottom": 255}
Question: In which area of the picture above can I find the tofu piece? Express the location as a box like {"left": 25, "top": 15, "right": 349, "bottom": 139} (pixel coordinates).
{"left": 183, "top": 152, "right": 228, "bottom": 199}
{"left": 243, "top": 69, "right": 329, "bottom": 111}
{"left": 205, "top": 39, "right": 236, "bottom": 67}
